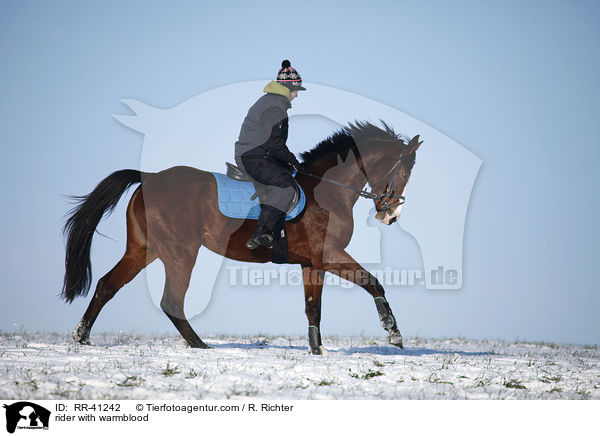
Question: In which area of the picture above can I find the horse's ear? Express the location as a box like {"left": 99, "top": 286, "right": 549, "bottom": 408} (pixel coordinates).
{"left": 405, "top": 135, "right": 422, "bottom": 155}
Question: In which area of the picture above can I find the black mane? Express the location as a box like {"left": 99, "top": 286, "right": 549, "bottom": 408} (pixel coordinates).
{"left": 300, "top": 120, "right": 409, "bottom": 166}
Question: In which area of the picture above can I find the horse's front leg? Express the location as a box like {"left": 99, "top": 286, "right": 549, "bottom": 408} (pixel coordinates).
{"left": 302, "top": 266, "right": 328, "bottom": 355}
{"left": 322, "top": 251, "right": 403, "bottom": 348}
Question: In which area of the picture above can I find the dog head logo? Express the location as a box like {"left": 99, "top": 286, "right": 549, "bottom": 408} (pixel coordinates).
{"left": 3, "top": 402, "right": 50, "bottom": 433}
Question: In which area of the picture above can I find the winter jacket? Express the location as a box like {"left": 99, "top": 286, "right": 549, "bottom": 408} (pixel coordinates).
{"left": 235, "top": 81, "right": 300, "bottom": 168}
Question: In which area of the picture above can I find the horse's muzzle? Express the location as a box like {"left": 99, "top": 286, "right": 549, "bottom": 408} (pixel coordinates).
{"left": 375, "top": 204, "right": 403, "bottom": 225}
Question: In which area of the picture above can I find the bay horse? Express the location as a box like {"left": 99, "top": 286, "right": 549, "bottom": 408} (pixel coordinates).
{"left": 62, "top": 121, "right": 422, "bottom": 355}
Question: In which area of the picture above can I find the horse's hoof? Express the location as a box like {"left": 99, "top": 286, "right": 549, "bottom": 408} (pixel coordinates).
{"left": 310, "top": 346, "right": 329, "bottom": 356}
{"left": 388, "top": 333, "right": 403, "bottom": 349}
{"left": 72, "top": 320, "right": 91, "bottom": 345}
{"left": 189, "top": 342, "right": 212, "bottom": 349}
{"left": 73, "top": 335, "right": 91, "bottom": 345}
{"left": 72, "top": 332, "right": 90, "bottom": 345}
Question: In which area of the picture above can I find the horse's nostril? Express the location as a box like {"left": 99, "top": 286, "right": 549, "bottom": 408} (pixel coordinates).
{"left": 388, "top": 216, "right": 397, "bottom": 225}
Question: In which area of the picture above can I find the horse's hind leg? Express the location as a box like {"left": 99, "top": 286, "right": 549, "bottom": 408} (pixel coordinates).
{"left": 73, "top": 244, "right": 156, "bottom": 344}
{"left": 160, "top": 254, "right": 210, "bottom": 349}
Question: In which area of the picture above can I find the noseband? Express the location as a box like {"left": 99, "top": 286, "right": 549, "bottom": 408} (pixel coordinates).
{"left": 369, "top": 157, "right": 406, "bottom": 214}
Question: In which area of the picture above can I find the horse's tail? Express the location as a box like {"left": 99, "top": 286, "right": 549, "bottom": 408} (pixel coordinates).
{"left": 61, "top": 169, "right": 144, "bottom": 303}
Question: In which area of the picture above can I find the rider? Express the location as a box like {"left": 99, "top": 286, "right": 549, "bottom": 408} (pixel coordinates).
{"left": 234, "top": 60, "right": 305, "bottom": 259}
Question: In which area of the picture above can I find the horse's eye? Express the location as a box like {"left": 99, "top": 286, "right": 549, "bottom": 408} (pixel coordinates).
{"left": 402, "top": 173, "right": 407, "bottom": 179}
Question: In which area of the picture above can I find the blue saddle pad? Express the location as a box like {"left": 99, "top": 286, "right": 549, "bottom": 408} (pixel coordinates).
{"left": 212, "top": 172, "right": 306, "bottom": 221}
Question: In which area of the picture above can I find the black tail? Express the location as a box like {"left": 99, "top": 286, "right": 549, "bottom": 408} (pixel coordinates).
{"left": 62, "top": 169, "right": 143, "bottom": 303}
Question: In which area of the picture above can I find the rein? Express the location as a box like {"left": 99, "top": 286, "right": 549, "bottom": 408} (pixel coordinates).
{"left": 298, "top": 155, "right": 406, "bottom": 209}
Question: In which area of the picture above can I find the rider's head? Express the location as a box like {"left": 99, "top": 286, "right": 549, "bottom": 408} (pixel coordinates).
{"left": 277, "top": 60, "right": 306, "bottom": 101}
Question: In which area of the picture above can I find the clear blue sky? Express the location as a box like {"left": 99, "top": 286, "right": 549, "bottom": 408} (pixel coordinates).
{"left": 1, "top": 0, "right": 599, "bottom": 345}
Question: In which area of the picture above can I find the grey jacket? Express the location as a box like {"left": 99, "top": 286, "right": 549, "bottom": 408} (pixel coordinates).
{"left": 234, "top": 92, "right": 295, "bottom": 163}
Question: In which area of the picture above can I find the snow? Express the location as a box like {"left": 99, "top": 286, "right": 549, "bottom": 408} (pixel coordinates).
{"left": 1, "top": 332, "right": 598, "bottom": 400}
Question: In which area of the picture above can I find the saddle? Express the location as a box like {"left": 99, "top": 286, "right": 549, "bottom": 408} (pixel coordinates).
{"left": 226, "top": 162, "right": 253, "bottom": 182}
{"left": 211, "top": 163, "right": 305, "bottom": 221}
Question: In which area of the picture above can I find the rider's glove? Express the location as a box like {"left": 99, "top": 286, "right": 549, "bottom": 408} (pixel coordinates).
{"left": 289, "top": 157, "right": 301, "bottom": 178}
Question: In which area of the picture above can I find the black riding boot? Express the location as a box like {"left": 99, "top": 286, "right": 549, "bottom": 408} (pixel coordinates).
{"left": 246, "top": 225, "right": 274, "bottom": 250}
{"left": 246, "top": 204, "right": 284, "bottom": 250}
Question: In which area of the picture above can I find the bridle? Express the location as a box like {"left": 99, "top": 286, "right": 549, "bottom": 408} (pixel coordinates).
{"left": 298, "top": 153, "right": 406, "bottom": 214}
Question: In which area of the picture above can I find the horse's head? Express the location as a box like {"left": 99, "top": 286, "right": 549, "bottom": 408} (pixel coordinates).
{"left": 301, "top": 121, "right": 422, "bottom": 225}
{"left": 371, "top": 135, "right": 422, "bottom": 225}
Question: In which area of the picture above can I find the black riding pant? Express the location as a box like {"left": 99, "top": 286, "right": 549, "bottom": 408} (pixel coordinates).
{"left": 238, "top": 154, "right": 295, "bottom": 230}
{"left": 237, "top": 154, "right": 295, "bottom": 264}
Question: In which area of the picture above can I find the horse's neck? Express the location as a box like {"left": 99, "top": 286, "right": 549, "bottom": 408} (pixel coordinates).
{"left": 308, "top": 148, "right": 385, "bottom": 210}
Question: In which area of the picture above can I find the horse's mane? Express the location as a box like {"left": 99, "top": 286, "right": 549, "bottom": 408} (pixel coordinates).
{"left": 300, "top": 120, "right": 409, "bottom": 166}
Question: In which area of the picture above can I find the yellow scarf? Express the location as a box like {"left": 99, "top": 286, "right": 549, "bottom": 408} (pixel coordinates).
{"left": 263, "top": 81, "right": 291, "bottom": 99}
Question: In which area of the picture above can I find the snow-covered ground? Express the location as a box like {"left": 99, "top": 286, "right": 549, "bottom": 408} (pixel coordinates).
{"left": 0, "top": 332, "right": 598, "bottom": 400}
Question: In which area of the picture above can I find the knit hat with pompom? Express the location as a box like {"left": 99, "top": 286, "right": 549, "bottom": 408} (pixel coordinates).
{"left": 276, "top": 60, "right": 306, "bottom": 91}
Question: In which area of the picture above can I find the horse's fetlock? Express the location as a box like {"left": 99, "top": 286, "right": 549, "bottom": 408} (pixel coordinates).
{"left": 308, "top": 325, "right": 321, "bottom": 351}
{"left": 379, "top": 313, "right": 397, "bottom": 331}
{"left": 374, "top": 297, "right": 398, "bottom": 332}
{"left": 72, "top": 319, "right": 91, "bottom": 344}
